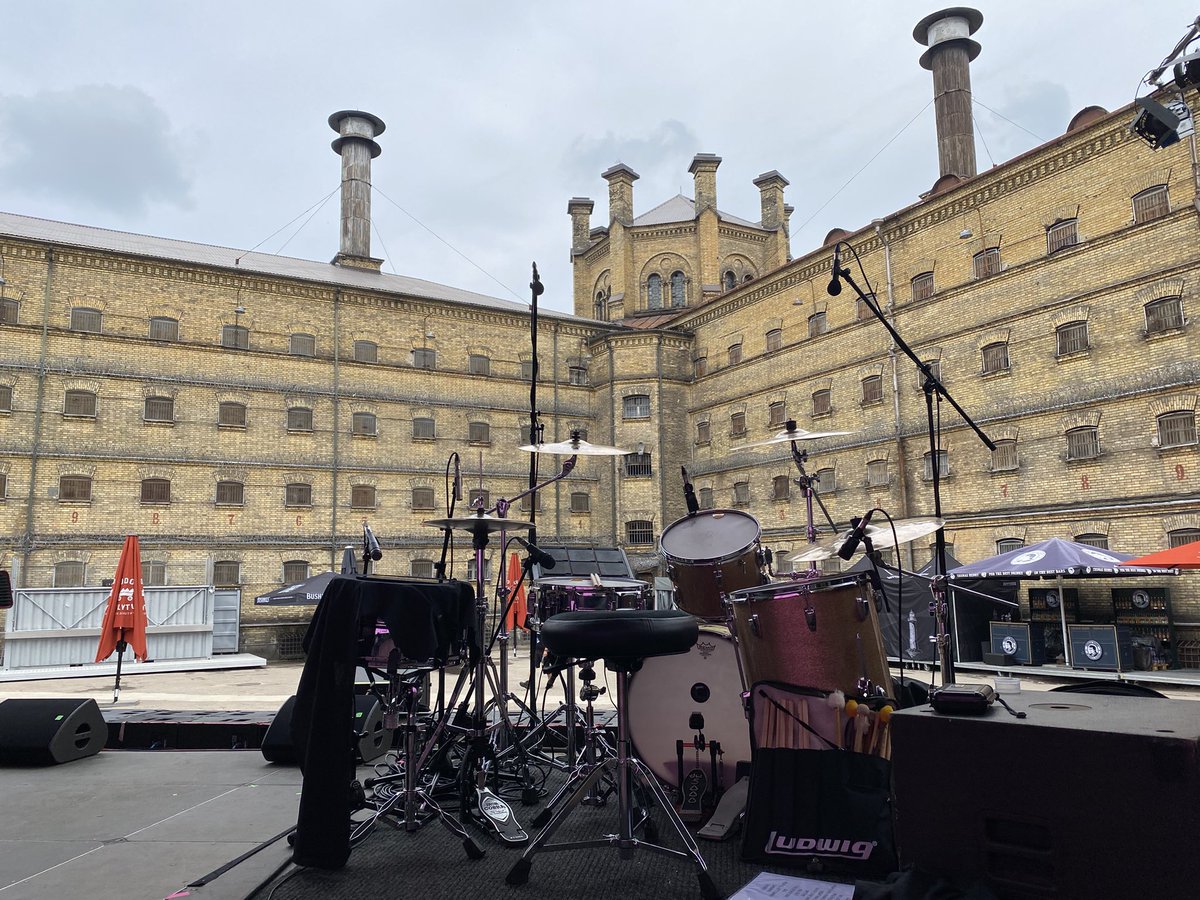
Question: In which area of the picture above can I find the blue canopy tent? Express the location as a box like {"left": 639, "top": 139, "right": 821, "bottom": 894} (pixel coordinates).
{"left": 947, "top": 538, "right": 1177, "bottom": 666}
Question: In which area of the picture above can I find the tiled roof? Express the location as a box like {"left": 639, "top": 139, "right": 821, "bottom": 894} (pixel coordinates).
{"left": 630, "top": 195, "right": 759, "bottom": 229}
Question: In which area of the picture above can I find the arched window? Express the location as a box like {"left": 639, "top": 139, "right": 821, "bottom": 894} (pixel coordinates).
{"left": 54, "top": 560, "right": 85, "bottom": 587}
{"left": 283, "top": 560, "right": 310, "bottom": 583}
{"left": 352, "top": 484, "right": 377, "bottom": 509}
{"left": 287, "top": 406, "right": 313, "bottom": 432}
{"left": 286, "top": 483, "right": 312, "bottom": 507}
{"left": 670, "top": 271, "right": 686, "bottom": 307}
{"left": 218, "top": 401, "right": 246, "bottom": 428}
{"left": 290, "top": 333, "right": 316, "bottom": 356}
{"left": 646, "top": 274, "right": 663, "bottom": 309}
{"left": 723, "top": 270, "right": 737, "bottom": 291}
{"left": 215, "top": 480, "right": 245, "bottom": 506}
{"left": 140, "top": 478, "right": 171, "bottom": 504}
{"left": 626, "top": 520, "right": 654, "bottom": 545}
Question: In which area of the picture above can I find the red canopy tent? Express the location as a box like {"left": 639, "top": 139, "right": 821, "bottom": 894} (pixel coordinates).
{"left": 1122, "top": 539, "right": 1200, "bottom": 569}
{"left": 95, "top": 535, "right": 149, "bottom": 701}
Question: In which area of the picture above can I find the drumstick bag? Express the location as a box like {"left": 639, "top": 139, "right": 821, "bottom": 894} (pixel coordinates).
{"left": 741, "top": 681, "right": 897, "bottom": 877}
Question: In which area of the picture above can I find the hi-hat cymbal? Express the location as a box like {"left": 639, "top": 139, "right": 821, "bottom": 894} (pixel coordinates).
{"left": 732, "top": 422, "right": 855, "bottom": 451}
{"left": 785, "top": 516, "right": 945, "bottom": 563}
{"left": 423, "top": 512, "right": 535, "bottom": 534}
{"left": 519, "top": 438, "right": 630, "bottom": 456}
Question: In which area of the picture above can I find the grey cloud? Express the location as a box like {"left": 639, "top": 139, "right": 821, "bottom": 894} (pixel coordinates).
{"left": 976, "top": 81, "right": 1074, "bottom": 163}
{"left": 0, "top": 85, "right": 192, "bottom": 216}
{"left": 562, "top": 120, "right": 702, "bottom": 187}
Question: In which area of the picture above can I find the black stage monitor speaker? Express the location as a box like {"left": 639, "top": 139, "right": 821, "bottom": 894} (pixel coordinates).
{"left": 1068, "top": 624, "right": 1133, "bottom": 672}
{"left": 0, "top": 698, "right": 107, "bottom": 765}
{"left": 891, "top": 693, "right": 1200, "bottom": 899}
{"left": 262, "top": 694, "right": 389, "bottom": 765}
{"left": 989, "top": 621, "right": 1045, "bottom": 665}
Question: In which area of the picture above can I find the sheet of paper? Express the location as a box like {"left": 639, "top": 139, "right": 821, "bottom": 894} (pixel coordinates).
{"left": 728, "top": 871, "right": 855, "bottom": 900}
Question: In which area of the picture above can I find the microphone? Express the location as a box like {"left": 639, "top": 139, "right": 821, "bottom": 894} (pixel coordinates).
{"left": 836, "top": 510, "right": 874, "bottom": 561}
{"left": 681, "top": 466, "right": 699, "bottom": 515}
{"left": 514, "top": 536, "right": 555, "bottom": 570}
{"left": 363, "top": 521, "right": 383, "bottom": 561}
{"left": 453, "top": 455, "right": 463, "bottom": 503}
{"left": 827, "top": 244, "right": 844, "bottom": 296}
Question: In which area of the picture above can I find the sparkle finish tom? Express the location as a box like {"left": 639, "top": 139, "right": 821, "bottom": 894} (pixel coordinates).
{"left": 658, "top": 509, "right": 767, "bottom": 620}
{"left": 532, "top": 576, "right": 649, "bottom": 626}
{"left": 626, "top": 625, "right": 750, "bottom": 792}
{"left": 727, "top": 574, "right": 893, "bottom": 699}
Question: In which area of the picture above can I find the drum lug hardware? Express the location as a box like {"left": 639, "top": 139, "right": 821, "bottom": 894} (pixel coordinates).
{"left": 804, "top": 605, "right": 817, "bottom": 632}
{"left": 855, "top": 595, "right": 870, "bottom": 622}
{"left": 749, "top": 614, "right": 761, "bottom": 638}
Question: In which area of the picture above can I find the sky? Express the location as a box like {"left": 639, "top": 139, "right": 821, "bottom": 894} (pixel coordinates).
{"left": 1, "top": 1, "right": 1197, "bottom": 315}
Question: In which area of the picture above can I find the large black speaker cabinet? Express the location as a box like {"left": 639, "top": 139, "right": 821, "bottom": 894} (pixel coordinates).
{"left": 891, "top": 693, "right": 1200, "bottom": 899}
{"left": 261, "top": 694, "right": 389, "bottom": 765}
{"left": 0, "top": 698, "right": 107, "bottom": 765}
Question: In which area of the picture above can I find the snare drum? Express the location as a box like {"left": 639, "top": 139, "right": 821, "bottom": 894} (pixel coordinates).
{"left": 659, "top": 509, "right": 767, "bottom": 620}
{"left": 626, "top": 625, "right": 750, "bottom": 792}
{"left": 727, "top": 574, "right": 893, "bottom": 699}
{"left": 532, "top": 576, "right": 649, "bottom": 625}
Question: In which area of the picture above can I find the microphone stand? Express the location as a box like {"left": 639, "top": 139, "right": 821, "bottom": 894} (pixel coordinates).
{"left": 525, "top": 264, "right": 545, "bottom": 724}
{"left": 830, "top": 242, "right": 994, "bottom": 685}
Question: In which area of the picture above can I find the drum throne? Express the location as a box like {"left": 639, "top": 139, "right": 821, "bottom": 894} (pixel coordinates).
{"left": 506, "top": 608, "right": 721, "bottom": 900}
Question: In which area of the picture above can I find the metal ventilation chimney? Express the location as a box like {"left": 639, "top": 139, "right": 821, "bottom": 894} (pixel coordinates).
{"left": 913, "top": 8, "right": 983, "bottom": 182}
{"left": 329, "top": 110, "right": 385, "bottom": 269}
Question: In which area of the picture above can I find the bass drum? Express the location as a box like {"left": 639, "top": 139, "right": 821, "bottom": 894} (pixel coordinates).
{"left": 626, "top": 626, "right": 750, "bottom": 793}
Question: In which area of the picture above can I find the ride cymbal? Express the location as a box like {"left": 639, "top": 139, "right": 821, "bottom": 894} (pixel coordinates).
{"left": 785, "top": 516, "right": 946, "bottom": 563}
{"left": 732, "top": 419, "right": 854, "bottom": 451}
{"left": 423, "top": 513, "right": 535, "bottom": 534}
{"left": 519, "top": 438, "right": 630, "bottom": 456}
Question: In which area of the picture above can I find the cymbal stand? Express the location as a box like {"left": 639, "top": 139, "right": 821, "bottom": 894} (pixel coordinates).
{"left": 788, "top": 428, "right": 841, "bottom": 573}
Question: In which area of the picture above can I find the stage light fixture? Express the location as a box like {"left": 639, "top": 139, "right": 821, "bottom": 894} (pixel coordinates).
{"left": 1131, "top": 96, "right": 1183, "bottom": 149}
{"left": 1174, "top": 49, "right": 1200, "bottom": 90}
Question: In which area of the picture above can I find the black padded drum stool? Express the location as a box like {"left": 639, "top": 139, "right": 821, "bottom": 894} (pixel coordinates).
{"left": 506, "top": 609, "right": 721, "bottom": 899}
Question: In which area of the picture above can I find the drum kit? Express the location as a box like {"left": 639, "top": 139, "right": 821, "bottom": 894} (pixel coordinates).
{"left": 347, "top": 407, "right": 953, "bottom": 853}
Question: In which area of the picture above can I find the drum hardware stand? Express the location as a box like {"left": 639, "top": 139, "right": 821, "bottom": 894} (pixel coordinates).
{"left": 828, "top": 242, "right": 994, "bottom": 685}
{"left": 675, "top": 721, "right": 724, "bottom": 821}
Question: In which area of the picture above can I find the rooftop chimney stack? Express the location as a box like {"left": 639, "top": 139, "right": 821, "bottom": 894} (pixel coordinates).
{"left": 329, "top": 110, "right": 386, "bottom": 269}
{"left": 913, "top": 8, "right": 983, "bottom": 182}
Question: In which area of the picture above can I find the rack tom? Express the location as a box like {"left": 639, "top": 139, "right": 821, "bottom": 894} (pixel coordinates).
{"left": 659, "top": 509, "right": 767, "bottom": 620}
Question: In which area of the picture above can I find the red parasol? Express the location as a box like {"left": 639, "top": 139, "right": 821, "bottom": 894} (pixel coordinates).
{"left": 95, "top": 535, "right": 149, "bottom": 701}
{"left": 504, "top": 551, "right": 528, "bottom": 632}
{"left": 1121, "top": 539, "right": 1200, "bottom": 570}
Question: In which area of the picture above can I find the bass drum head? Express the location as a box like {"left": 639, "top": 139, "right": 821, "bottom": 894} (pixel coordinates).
{"left": 659, "top": 509, "right": 761, "bottom": 564}
{"left": 626, "top": 626, "right": 749, "bottom": 792}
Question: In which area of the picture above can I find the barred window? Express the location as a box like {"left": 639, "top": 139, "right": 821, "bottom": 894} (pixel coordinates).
{"left": 1066, "top": 426, "right": 1101, "bottom": 460}
{"left": 468, "top": 488, "right": 490, "bottom": 510}
{"left": 54, "top": 560, "right": 85, "bottom": 587}
{"left": 647, "top": 274, "right": 663, "bottom": 309}
{"left": 981, "top": 342, "right": 1010, "bottom": 374}
{"left": 1157, "top": 411, "right": 1197, "bottom": 448}
{"left": 991, "top": 440, "right": 1019, "bottom": 472}
{"left": 856, "top": 293, "right": 876, "bottom": 321}
{"left": 59, "top": 475, "right": 92, "bottom": 501}
{"left": 0, "top": 385, "right": 8, "bottom": 412}
{"left": 861, "top": 375, "right": 883, "bottom": 404}
{"left": 694, "top": 356, "right": 707, "bottom": 378}
{"left": 468, "top": 421, "right": 491, "bottom": 444}
{"left": 570, "top": 491, "right": 591, "bottom": 513}
{"left": 626, "top": 520, "right": 654, "bottom": 545}
{"left": 698, "top": 487, "right": 714, "bottom": 510}
{"left": 730, "top": 411, "right": 746, "bottom": 435}
{"left": 623, "top": 394, "right": 650, "bottom": 419}
{"left": 216, "top": 480, "right": 245, "bottom": 506}
{"left": 917, "top": 359, "right": 941, "bottom": 388}
{"left": 1132, "top": 185, "right": 1169, "bottom": 224}
{"left": 732, "top": 481, "right": 750, "bottom": 506}
{"left": 70, "top": 307, "right": 102, "bottom": 333}
{"left": 594, "top": 293, "right": 608, "bottom": 321}
{"left": 996, "top": 538, "right": 1024, "bottom": 554}
{"left": 352, "top": 484, "right": 377, "bottom": 509}
{"left": 773, "top": 475, "right": 791, "bottom": 500}
{"left": 412, "top": 417, "right": 435, "bottom": 440}
{"left": 520, "top": 357, "right": 539, "bottom": 381}
{"left": 144, "top": 396, "right": 174, "bottom": 423}
{"left": 1047, "top": 218, "right": 1078, "bottom": 254}
{"left": 142, "top": 560, "right": 166, "bottom": 586}
{"left": 1145, "top": 296, "right": 1184, "bottom": 333}
{"left": 1056, "top": 321, "right": 1089, "bottom": 356}
{"left": 768, "top": 401, "right": 787, "bottom": 427}
{"left": 728, "top": 343, "right": 743, "bottom": 366}
{"left": 0, "top": 297, "right": 18, "bottom": 325}
{"left": 140, "top": 477, "right": 171, "bottom": 504}
{"left": 670, "top": 271, "right": 686, "bottom": 307}
{"left": 290, "top": 333, "right": 316, "bottom": 356}
{"left": 911, "top": 272, "right": 934, "bottom": 302}
{"left": 412, "top": 486, "right": 436, "bottom": 510}
{"left": 923, "top": 450, "right": 949, "bottom": 480}
{"left": 696, "top": 420, "right": 711, "bottom": 444}
{"left": 149, "top": 317, "right": 179, "bottom": 341}
{"left": 287, "top": 406, "right": 313, "bottom": 432}
{"left": 1075, "top": 533, "right": 1109, "bottom": 549}
{"left": 355, "top": 340, "right": 378, "bottom": 363}
{"left": 812, "top": 389, "right": 831, "bottom": 416}
{"left": 1169, "top": 528, "right": 1200, "bottom": 548}
{"left": 286, "top": 483, "right": 312, "bottom": 507}
{"left": 222, "top": 324, "right": 249, "bottom": 350}
{"left": 624, "top": 452, "right": 653, "bottom": 477}
{"left": 973, "top": 248, "right": 1001, "bottom": 279}
{"left": 64, "top": 389, "right": 97, "bottom": 418}
{"left": 814, "top": 467, "right": 835, "bottom": 494}
{"left": 569, "top": 364, "right": 588, "bottom": 385}
{"left": 283, "top": 560, "right": 309, "bottom": 583}
{"left": 867, "top": 459, "right": 889, "bottom": 487}
{"left": 218, "top": 402, "right": 246, "bottom": 428}
{"left": 819, "top": 558, "right": 841, "bottom": 576}
{"left": 213, "top": 561, "right": 241, "bottom": 586}
{"left": 411, "top": 559, "right": 435, "bottom": 579}
{"left": 469, "top": 354, "right": 491, "bottom": 376}
{"left": 766, "top": 328, "right": 782, "bottom": 352}
{"left": 518, "top": 492, "right": 542, "bottom": 513}
{"left": 352, "top": 412, "right": 377, "bottom": 436}
{"left": 808, "top": 312, "right": 827, "bottom": 337}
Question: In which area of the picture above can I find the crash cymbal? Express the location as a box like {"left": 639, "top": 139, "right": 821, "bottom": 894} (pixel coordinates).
{"left": 785, "top": 516, "right": 945, "bottom": 563}
{"left": 732, "top": 419, "right": 854, "bottom": 451}
{"left": 423, "top": 512, "right": 535, "bottom": 534}
{"left": 519, "top": 437, "right": 631, "bottom": 456}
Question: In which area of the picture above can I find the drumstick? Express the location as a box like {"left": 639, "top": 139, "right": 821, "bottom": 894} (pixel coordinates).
{"left": 797, "top": 698, "right": 808, "bottom": 751}
{"left": 854, "top": 705, "right": 870, "bottom": 754}
{"left": 827, "top": 690, "right": 844, "bottom": 750}
{"left": 872, "top": 706, "right": 894, "bottom": 756}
